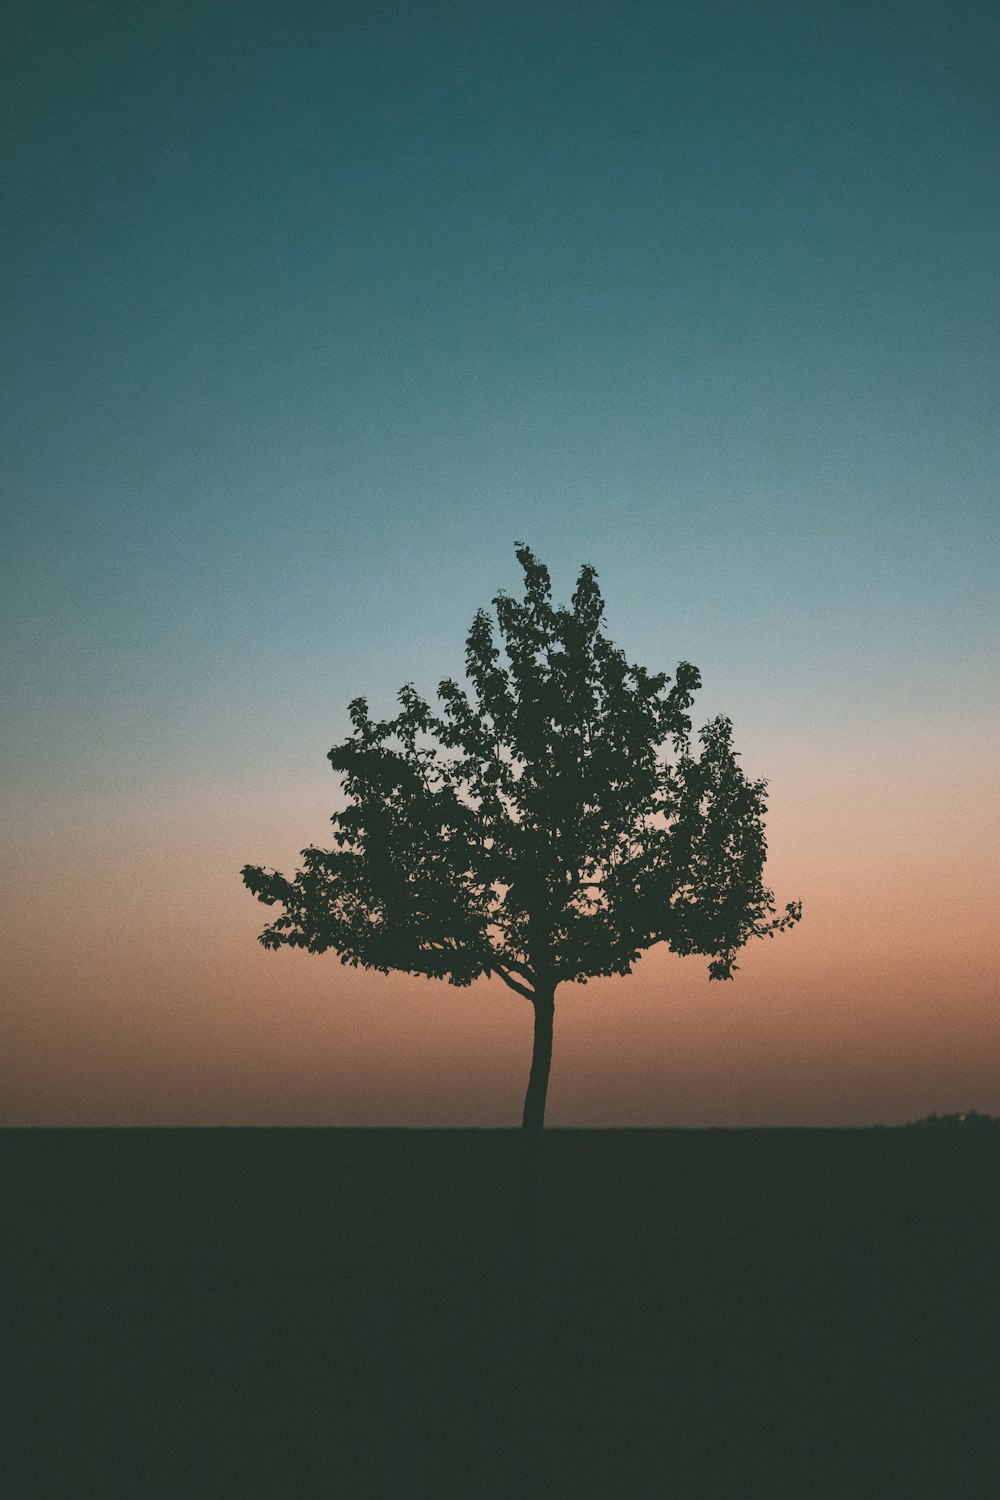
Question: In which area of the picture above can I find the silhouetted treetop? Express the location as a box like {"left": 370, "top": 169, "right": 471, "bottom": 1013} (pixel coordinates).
{"left": 242, "top": 545, "right": 800, "bottom": 998}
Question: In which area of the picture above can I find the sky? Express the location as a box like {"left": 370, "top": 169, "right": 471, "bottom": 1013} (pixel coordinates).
{"left": 2, "top": 0, "right": 998, "bottom": 1126}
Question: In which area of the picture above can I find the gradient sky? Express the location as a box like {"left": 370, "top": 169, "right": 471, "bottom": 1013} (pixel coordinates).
{"left": 3, "top": 0, "right": 998, "bottom": 1126}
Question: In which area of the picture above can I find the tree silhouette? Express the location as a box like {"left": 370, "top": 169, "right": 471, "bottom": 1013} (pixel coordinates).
{"left": 242, "top": 546, "right": 800, "bottom": 1262}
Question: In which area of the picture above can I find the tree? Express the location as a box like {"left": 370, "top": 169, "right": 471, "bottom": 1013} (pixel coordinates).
{"left": 242, "top": 546, "right": 801, "bottom": 1262}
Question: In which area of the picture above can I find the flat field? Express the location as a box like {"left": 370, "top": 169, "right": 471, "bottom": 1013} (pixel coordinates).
{"left": 4, "top": 1128, "right": 999, "bottom": 1498}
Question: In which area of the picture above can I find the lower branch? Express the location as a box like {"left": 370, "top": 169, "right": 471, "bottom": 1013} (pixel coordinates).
{"left": 495, "top": 965, "right": 536, "bottom": 1001}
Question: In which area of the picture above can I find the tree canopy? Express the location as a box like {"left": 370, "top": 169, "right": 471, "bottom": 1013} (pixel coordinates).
{"left": 242, "top": 546, "right": 800, "bottom": 1000}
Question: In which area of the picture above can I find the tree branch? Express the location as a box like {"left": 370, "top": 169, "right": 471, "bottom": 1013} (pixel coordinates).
{"left": 494, "top": 953, "right": 534, "bottom": 981}
{"left": 494, "top": 966, "right": 536, "bottom": 1002}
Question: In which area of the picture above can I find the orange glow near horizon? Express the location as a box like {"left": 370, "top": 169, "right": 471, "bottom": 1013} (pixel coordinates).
{"left": 5, "top": 739, "right": 998, "bottom": 1128}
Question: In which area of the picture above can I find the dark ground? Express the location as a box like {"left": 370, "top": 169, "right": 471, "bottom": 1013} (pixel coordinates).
{"left": 4, "top": 1128, "right": 999, "bottom": 1498}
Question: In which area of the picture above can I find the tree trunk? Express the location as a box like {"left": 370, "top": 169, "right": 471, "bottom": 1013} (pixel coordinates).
{"left": 516, "top": 985, "right": 555, "bottom": 1277}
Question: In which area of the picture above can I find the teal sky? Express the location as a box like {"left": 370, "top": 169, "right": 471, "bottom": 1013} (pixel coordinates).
{"left": 3, "top": 2, "right": 998, "bottom": 1125}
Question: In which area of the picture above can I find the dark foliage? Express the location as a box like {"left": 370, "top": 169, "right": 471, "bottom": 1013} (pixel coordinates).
{"left": 908, "top": 1111, "right": 1000, "bottom": 1129}
{"left": 242, "top": 546, "right": 800, "bottom": 1002}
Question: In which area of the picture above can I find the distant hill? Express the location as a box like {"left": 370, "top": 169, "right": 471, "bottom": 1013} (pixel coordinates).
{"left": 907, "top": 1110, "right": 999, "bottom": 1129}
